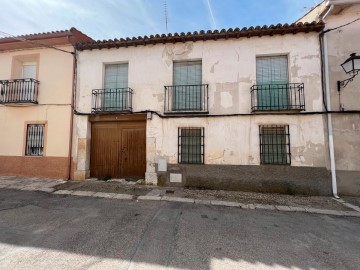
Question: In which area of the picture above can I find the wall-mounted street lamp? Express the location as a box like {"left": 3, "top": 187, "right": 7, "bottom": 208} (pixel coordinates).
{"left": 337, "top": 53, "right": 360, "bottom": 92}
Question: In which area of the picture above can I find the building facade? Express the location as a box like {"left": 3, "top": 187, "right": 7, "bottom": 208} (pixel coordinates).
{"left": 72, "top": 22, "right": 333, "bottom": 195}
{"left": 0, "top": 28, "right": 92, "bottom": 179}
{"left": 299, "top": 0, "right": 360, "bottom": 195}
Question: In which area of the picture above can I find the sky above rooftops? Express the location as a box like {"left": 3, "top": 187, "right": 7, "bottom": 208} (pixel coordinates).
{"left": 0, "top": 0, "right": 320, "bottom": 40}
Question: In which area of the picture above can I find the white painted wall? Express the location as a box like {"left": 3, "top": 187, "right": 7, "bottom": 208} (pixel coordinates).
{"left": 74, "top": 32, "right": 327, "bottom": 181}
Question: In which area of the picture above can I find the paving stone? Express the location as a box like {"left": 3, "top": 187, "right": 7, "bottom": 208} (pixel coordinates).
{"left": 341, "top": 202, "right": 360, "bottom": 213}
{"left": 194, "top": 199, "right": 211, "bottom": 205}
{"left": 21, "top": 187, "right": 38, "bottom": 191}
{"left": 304, "top": 208, "right": 346, "bottom": 216}
{"left": 72, "top": 191, "right": 96, "bottom": 197}
{"left": 137, "top": 196, "right": 162, "bottom": 201}
{"left": 7, "top": 185, "right": 25, "bottom": 190}
{"left": 275, "top": 205, "right": 292, "bottom": 211}
{"left": 210, "top": 200, "right": 240, "bottom": 207}
{"left": 113, "top": 194, "right": 133, "bottom": 200}
{"left": 36, "top": 187, "right": 55, "bottom": 193}
{"left": 288, "top": 206, "right": 307, "bottom": 212}
{"left": 161, "top": 196, "right": 194, "bottom": 203}
{"left": 254, "top": 204, "right": 276, "bottom": 210}
{"left": 341, "top": 211, "right": 360, "bottom": 217}
{"left": 53, "top": 190, "right": 74, "bottom": 195}
{"left": 92, "top": 192, "right": 116, "bottom": 199}
{"left": 145, "top": 189, "right": 165, "bottom": 197}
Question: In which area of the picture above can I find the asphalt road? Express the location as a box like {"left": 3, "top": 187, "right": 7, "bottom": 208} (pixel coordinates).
{"left": 0, "top": 189, "right": 359, "bottom": 270}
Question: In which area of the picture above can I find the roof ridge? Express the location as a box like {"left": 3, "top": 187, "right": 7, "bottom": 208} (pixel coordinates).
{"left": 76, "top": 21, "right": 325, "bottom": 51}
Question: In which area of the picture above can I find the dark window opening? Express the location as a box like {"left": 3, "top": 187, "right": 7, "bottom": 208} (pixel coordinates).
{"left": 259, "top": 125, "right": 290, "bottom": 165}
{"left": 178, "top": 128, "right": 204, "bottom": 164}
{"left": 25, "top": 124, "right": 45, "bottom": 156}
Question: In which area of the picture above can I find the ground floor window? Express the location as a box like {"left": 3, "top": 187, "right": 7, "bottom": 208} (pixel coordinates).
{"left": 178, "top": 127, "right": 204, "bottom": 164}
{"left": 25, "top": 124, "right": 45, "bottom": 156}
{"left": 259, "top": 125, "right": 290, "bottom": 165}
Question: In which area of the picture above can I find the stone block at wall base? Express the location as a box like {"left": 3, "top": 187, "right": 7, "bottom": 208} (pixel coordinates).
{"left": 73, "top": 170, "right": 90, "bottom": 181}
{"left": 337, "top": 170, "right": 360, "bottom": 196}
{"left": 157, "top": 164, "right": 332, "bottom": 196}
{"left": 145, "top": 172, "right": 158, "bottom": 185}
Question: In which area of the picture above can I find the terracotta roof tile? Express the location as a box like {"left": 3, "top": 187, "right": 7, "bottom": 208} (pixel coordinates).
{"left": 76, "top": 21, "right": 324, "bottom": 51}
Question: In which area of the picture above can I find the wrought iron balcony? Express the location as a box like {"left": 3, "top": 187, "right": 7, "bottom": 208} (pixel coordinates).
{"left": 251, "top": 83, "right": 305, "bottom": 112}
{"left": 164, "top": 84, "right": 209, "bottom": 114}
{"left": 92, "top": 88, "right": 133, "bottom": 113}
{"left": 0, "top": 78, "right": 39, "bottom": 104}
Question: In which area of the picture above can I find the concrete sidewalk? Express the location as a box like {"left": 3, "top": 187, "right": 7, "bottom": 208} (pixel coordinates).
{"left": 0, "top": 176, "right": 359, "bottom": 217}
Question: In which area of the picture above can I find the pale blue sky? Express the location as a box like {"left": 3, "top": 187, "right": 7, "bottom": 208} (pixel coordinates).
{"left": 0, "top": 0, "right": 320, "bottom": 40}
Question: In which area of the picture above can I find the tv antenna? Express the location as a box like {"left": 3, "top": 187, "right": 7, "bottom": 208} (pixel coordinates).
{"left": 164, "top": 0, "right": 168, "bottom": 33}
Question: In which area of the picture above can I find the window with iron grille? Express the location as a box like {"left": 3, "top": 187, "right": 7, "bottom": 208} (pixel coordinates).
{"left": 25, "top": 124, "right": 45, "bottom": 156}
{"left": 173, "top": 61, "right": 202, "bottom": 111}
{"left": 178, "top": 128, "right": 204, "bottom": 164}
{"left": 259, "top": 125, "right": 290, "bottom": 165}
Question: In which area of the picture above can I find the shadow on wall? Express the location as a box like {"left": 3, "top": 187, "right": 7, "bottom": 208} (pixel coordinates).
{"left": 0, "top": 189, "right": 359, "bottom": 269}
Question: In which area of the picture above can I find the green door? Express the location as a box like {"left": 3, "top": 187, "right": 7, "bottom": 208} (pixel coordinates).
{"left": 256, "top": 56, "right": 289, "bottom": 110}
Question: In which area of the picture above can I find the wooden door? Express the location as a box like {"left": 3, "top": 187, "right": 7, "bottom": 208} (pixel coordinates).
{"left": 121, "top": 128, "right": 146, "bottom": 178}
{"left": 90, "top": 120, "right": 146, "bottom": 179}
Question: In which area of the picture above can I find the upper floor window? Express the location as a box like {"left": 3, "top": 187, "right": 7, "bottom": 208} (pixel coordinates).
{"left": 96, "top": 63, "right": 130, "bottom": 112}
{"left": 256, "top": 55, "right": 289, "bottom": 110}
{"left": 22, "top": 62, "right": 37, "bottom": 79}
{"left": 164, "top": 61, "right": 208, "bottom": 113}
{"left": 251, "top": 55, "right": 305, "bottom": 111}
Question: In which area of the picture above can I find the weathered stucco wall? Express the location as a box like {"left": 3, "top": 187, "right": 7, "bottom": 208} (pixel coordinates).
{"left": 0, "top": 46, "right": 74, "bottom": 178}
{"left": 325, "top": 4, "right": 360, "bottom": 195}
{"left": 74, "top": 32, "right": 327, "bottom": 188}
{"left": 76, "top": 33, "right": 323, "bottom": 114}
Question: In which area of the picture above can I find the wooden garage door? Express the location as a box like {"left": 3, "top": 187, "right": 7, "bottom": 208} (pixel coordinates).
{"left": 90, "top": 120, "right": 146, "bottom": 179}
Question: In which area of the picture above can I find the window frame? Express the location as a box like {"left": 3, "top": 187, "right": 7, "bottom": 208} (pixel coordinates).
{"left": 23, "top": 121, "right": 47, "bottom": 157}
{"left": 178, "top": 127, "right": 205, "bottom": 164}
{"left": 259, "top": 125, "right": 291, "bottom": 165}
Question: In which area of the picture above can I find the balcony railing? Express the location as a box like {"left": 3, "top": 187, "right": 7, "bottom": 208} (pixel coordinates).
{"left": 0, "top": 78, "right": 39, "bottom": 104}
{"left": 164, "top": 84, "right": 209, "bottom": 114}
{"left": 92, "top": 87, "right": 133, "bottom": 113}
{"left": 251, "top": 83, "right": 305, "bottom": 111}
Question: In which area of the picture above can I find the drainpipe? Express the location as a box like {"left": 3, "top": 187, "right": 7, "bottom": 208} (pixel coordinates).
{"left": 322, "top": 4, "right": 339, "bottom": 198}
{"left": 67, "top": 49, "right": 77, "bottom": 181}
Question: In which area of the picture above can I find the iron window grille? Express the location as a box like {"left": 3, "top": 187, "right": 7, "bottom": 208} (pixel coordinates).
{"left": 251, "top": 83, "right": 305, "bottom": 111}
{"left": 164, "top": 84, "right": 209, "bottom": 113}
{"left": 178, "top": 128, "right": 204, "bottom": 164}
{"left": 92, "top": 87, "right": 133, "bottom": 113}
{"left": 0, "top": 78, "right": 39, "bottom": 104}
{"left": 259, "top": 125, "right": 290, "bottom": 165}
{"left": 25, "top": 124, "right": 45, "bottom": 156}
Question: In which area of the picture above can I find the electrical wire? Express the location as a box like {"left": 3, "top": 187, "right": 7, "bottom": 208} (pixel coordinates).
{"left": 0, "top": 30, "right": 74, "bottom": 55}
{"left": 322, "top": 17, "right": 360, "bottom": 33}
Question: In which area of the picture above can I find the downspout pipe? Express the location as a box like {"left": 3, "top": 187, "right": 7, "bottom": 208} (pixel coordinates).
{"left": 321, "top": 4, "right": 340, "bottom": 198}
{"left": 67, "top": 48, "right": 77, "bottom": 181}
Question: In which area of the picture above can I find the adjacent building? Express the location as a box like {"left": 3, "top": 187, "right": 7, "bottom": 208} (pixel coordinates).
{"left": 73, "top": 22, "right": 333, "bottom": 195}
{"left": 0, "top": 28, "right": 92, "bottom": 179}
{"left": 298, "top": 0, "right": 360, "bottom": 195}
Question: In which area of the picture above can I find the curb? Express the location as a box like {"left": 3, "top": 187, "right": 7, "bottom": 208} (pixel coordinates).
{"left": 2, "top": 186, "right": 360, "bottom": 217}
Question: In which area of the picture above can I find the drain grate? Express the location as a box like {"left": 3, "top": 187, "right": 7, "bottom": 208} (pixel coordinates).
{"left": 165, "top": 190, "right": 175, "bottom": 194}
